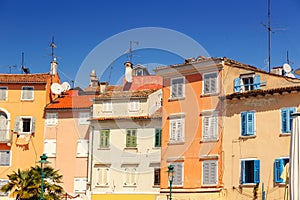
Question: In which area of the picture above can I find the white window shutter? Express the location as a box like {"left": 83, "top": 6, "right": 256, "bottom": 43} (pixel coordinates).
{"left": 77, "top": 140, "right": 89, "bottom": 157}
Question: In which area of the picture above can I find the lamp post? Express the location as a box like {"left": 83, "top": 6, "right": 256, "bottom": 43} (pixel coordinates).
{"left": 168, "top": 164, "right": 174, "bottom": 200}
{"left": 38, "top": 153, "right": 49, "bottom": 200}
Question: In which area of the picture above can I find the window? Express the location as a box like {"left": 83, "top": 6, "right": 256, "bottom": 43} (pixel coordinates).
{"left": 234, "top": 74, "right": 261, "bottom": 93}
{"left": 202, "top": 160, "right": 218, "bottom": 185}
{"left": 14, "top": 116, "right": 36, "bottom": 134}
{"left": 102, "top": 101, "right": 112, "bottom": 112}
{"left": 0, "top": 151, "right": 11, "bottom": 166}
{"left": 44, "top": 140, "right": 56, "bottom": 157}
{"left": 171, "top": 162, "right": 184, "bottom": 186}
{"left": 241, "top": 111, "right": 255, "bottom": 136}
{"left": 74, "top": 177, "right": 87, "bottom": 193}
{"left": 202, "top": 113, "right": 218, "bottom": 141}
{"left": 124, "top": 167, "right": 137, "bottom": 186}
{"left": 126, "top": 129, "right": 137, "bottom": 148}
{"left": 76, "top": 139, "right": 89, "bottom": 157}
{"left": 171, "top": 77, "right": 184, "bottom": 98}
{"left": 21, "top": 86, "right": 34, "bottom": 100}
{"left": 96, "top": 167, "right": 109, "bottom": 186}
{"left": 0, "top": 87, "right": 8, "bottom": 100}
{"left": 281, "top": 107, "right": 296, "bottom": 133}
{"left": 154, "top": 128, "right": 162, "bottom": 147}
{"left": 169, "top": 118, "right": 184, "bottom": 143}
{"left": 154, "top": 168, "right": 160, "bottom": 186}
{"left": 79, "top": 112, "right": 90, "bottom": 125}
{"left": 274, "top": 158, "right": 289, "bottom": 183}
{"left": 0, "top": 111, "right": 8, "bottom": 142}
{"left": 136, "top": 69, "right": 143, "bottom": 76}
{"left": 128, "top": 100, "right": 140, "bottom": 112}
{"left": 240, "top": 159, "right": 260, "bottom": 184}
{"left": 203, "top": 72, "right": 218, "bottom": 94}
{"left": 45, "top": 113, "right": 57, "bottom": 126}
{"left": 100, "top": 129, "right": 110, "bottom": 148}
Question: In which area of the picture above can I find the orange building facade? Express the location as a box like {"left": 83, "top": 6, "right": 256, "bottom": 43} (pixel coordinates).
{"left": 155, "top": 58, "right": 224, "bottom": 199}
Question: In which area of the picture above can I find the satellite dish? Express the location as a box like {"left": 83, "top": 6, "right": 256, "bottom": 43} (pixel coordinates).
{"left": 294, "top": 68, "right": 300, "bottom": 76}
{"left": 51, "top": 83, "right": 62, "bottom": 95}
{"left": 283, "top": 63, "right": 292, "bottom": 73}
{"left": 61, "top": 82, "right": 71, "bottom": 92}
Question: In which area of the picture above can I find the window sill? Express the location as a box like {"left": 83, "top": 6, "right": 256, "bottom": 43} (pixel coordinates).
{"left": 280, "top": 133, "right": 291, "bottom": 137}
{"left": 168, "top": 97, "right": 185, "bottom": 101}
{"left": 168, "top": 141, "right": 184, "bottom": 145}
{"left": 201, "top": 184, "right": 218, "bottom": 188}
{"left": 201, "top": 139, "right": 219, "bottom": 143}
{"left": 124, "top": 147, "right": 138, "bottom": 152}
{"left": 152, "top": 147, "right": 161, "bottom": 150}
{"left": 152, "top": 185, "right": 160, "bottom": 188}
{"left": 123, "top": 184, "right": 137, "bottom": 188}
{"left": 240, "top": 183, "right": 259, "bottom": 187}
{"left": 98, "top": 147, "right": 110, "bottom": 150}
{"left": 275, "top": 182, "right": 288, "bottom": 187}
{"left": 45, "top": 124, "right": 57, "bottom": 126}
{"left": 96, "top": 184, "right": 109, "bottom": 188}
{"left": 17, "top": 132, "right": 32, "bottom": 135}
{"left": 239, "top": 135, "right": 256, "bottom": 140}
{"left": 101, "top": 111, "right": 113, "bottom": 113}
{"left": 201, "top": 92, "right": 219, "bottom": 97}
{"left": 20, "top": 99, "right": 34, "bottom": 102}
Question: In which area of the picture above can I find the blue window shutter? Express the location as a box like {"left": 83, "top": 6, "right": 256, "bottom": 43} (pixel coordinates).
{"left": 288, "top": 107, "right": 296, "bottom": 132}
{"left": 254, "top": 160, "right": 260, "bottom": 183}
{"left": 274, "top": 159, "right": 283, "bottom": 183}
{"left": 234, "top": 78, "right": 241, "bottom": 93}
{"left": 247, "top": 112, "right": 255, "bottom": 135}
{"left": 253, "top": 75, "right": 261, "bottom": 90}
{"left": 241, "top": 160, "right": 245, "bottom": 184}
{"left": 241, "top": 112, "right": 247, "bottom": 136}
{"left": 281, "top": 109, "right": 288, "bottom": 133}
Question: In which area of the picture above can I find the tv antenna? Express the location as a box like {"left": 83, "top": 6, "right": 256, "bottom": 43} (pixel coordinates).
{"left": 1, "top": 65, "right": 17, "bottom": 73}
{"left": 128, "top": 41, "right": 139, "bottom": 63}
{"left": 50, "top": 36, "right": 57, "bottom": 61}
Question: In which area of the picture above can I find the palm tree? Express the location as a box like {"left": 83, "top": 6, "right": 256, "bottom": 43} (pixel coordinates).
{"left": 0, "top": 166, "right": 64, "bottom": 200}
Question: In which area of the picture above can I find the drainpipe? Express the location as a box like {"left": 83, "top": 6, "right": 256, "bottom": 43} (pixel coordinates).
{"left": 88, "top": 125, "right": 94, "bottom": 193}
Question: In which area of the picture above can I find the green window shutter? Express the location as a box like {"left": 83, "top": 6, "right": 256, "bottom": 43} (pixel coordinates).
{"left": 100, "top": 130, "right": 110, "bottom": 148}
{"left": 126, "top": 129, "right": 137, "bottom": 147}
{"left": 155, "top": 129, "right": 162, "bottom": 147}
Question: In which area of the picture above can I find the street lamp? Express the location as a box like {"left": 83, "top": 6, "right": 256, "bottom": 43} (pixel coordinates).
{"left": 168, "top": 164, "right": 174, "bottom": 200}
{"left": 38, "top": 153, "right": 49, "bottom": 200}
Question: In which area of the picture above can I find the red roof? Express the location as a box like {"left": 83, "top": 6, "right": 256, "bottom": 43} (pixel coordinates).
{"left": 0, "top": 73, "right": 51, "bottom": 83}
{"left": 46, "top": 90, "right": 94, "bottom": 109}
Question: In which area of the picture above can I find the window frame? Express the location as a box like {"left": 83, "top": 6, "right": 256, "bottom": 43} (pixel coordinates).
{"left": 0, "top": 150, "right": 11, "bottom": 166}
{"left": 241, "top": 111, "right": 256, "bottom": 137}
{"left": 102, "top": 101, "right": 112, "bottom": 113}
{"left": 96, "top": 166, "right": 110, "bottom": 186}
{"left": 281, "top": 107, "right": 296, "bottom": 134}
{"left": 78, "top": 112, "right": 90, "bottom": 125}
{"left": 14, "top": 116, "right": 36, "bottom": 135}
{"left": 21, "top": 86, "right": 34, "bottom": 100}
{"left": 124, "top": 167, "right": 137, "bottom": 186}
{"left": 202, "top": 160, "right": 218, "bottom": 185}
{"left": 202, "top": 111, "right": 218, "bottom": 141}
{"left": 154, "top": 168, "right": 161, "bottom": 186}
{"left": 240, "top": 159, "right": 260, "bottom": 185}
{"left": 0, "top": 87, "right": 8, "bottom": 101}
{"left": 154, "top": 128, "right": 162, "bottom": 147}
{"left": 44, "top": 139, "right": 57, "bottom": 157}
{"left": 45, "top": 113, "right": 58, "bottom": 126}
{"left": 169, "top": 118, "right": 184, "bottom": 144}
{"left": 274, "top": 157, "right": 289, "bottom": 183}
{"left": 128, "top": 100, "right": 140, "bottom": 112}
{"left": 170, "top": 77, "right": 185, "bottom": 99}
{"left": 234, "top": 74, "right": 261, "bottom": 93}
{"left": 171, "top": 162, "right": 184, "bottom": 186}
{"left": 203, "top": 72, "right": 218, "bottom": 95}
{"left": 76, "top": 139, "right": 89, "bottom": 157}
{"left": 100, "top": 129, "right": 110, "bottom": 148}
{"left": 126, "top": 129, "right": 137, "bottom": 148}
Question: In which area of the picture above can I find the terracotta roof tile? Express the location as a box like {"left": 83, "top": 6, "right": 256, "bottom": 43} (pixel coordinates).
{"left": 0, "top": 73, "right": 50, "bottom": 83}
{"left": 95, "top": 89, "right": 159, "bottom": 99}
{"left": 46, "top": 90, "right": 94, "bottom": 109}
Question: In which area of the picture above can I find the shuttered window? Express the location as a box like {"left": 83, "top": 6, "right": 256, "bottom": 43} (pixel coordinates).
{"left": 234, "top": 75, "right": 261, "bottom": 93}
{"left": 171, "top": 162, "right": 184, "bottom": 186}
{"left": 44, "top": 140, "right": 56, "bottom": 157}
{"left": 14, "top": 116, "right": 36, "bottom": 134}
{"left": 74, "top": 177, "right": 87, "bottom": 193}
{"left": 21, "top": 86, "right": 34, "bottom": 100}
{"left": 0, "top": 87, "right": 8, "bottom": 100}
{"left": 102, "top": 101, "right": 112, "bottom": 112}
{"left": 169, "top": 118, "right": 184, "bottom": 143}
{"left": 124, "top": 167, "right": 137, "bottom": 186}
{"left": 202, "top": 160, "right": 218, "bottom": 185}
{"left": 79, "top": 112, "right": 90, "bottom": 125}
{"left": 203, "top": 115, "right": 218, "bottom": 140}
{"left": 76, "top": 139, "right": 89, "bottom": 157}
{"left": 240, "top": 160, "right": 260, "bottom": 184}
{"left": 154, "top": 168, "right": 160, "bottom": 186}
{"left": 126, "top": 129, "right": 137, "bottom": 148}
{"left": 45, "top": 113, "right": 58, "bottom": 126}
{"left": 281, "top": 107, "right": 296, "bottom": 133}
{"left": 0, "top": 151, "right": 10, "bottom": 166}
{"left": 100, "top": 130, "right": 110, "bottom": 148}
{"left": 96, "top": 167, "right": 109, "bottom": 186}
{"left": 274, "top": 158, "right": 289, "bottom": 183}
{"left": 241, "top": 111, "right": 255, "bottom": 136}
{"left": 154, "top": 128, "right": 162, "bottom": 147}
{"left": 171, "top": 77, "right": 184, "bottom": 98}
{"left": 203, "top": 72, "right": 218, "bottom": 94}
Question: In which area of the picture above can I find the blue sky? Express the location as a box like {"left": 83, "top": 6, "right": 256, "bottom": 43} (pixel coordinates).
{"left": 1, "top": 0, "right": 299, "bottom": 87}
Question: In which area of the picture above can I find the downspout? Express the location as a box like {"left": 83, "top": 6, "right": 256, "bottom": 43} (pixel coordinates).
{"left": 88, "top": 125, "right": 94, "bottom": 192}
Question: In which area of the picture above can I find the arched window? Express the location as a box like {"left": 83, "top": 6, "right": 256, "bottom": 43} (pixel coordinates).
{"left": 0, "top": 111, "right": 8, "bottom": 141}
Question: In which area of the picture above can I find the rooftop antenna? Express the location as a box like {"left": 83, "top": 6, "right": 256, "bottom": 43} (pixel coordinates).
{"left": 128, "top": 41, "right": 139, "bottom": 63}
{"left": 286, "top": 50, "right": 290, "bottom": 64}
{"left": 50, "top": 36, "right": 57, "bottom": 61}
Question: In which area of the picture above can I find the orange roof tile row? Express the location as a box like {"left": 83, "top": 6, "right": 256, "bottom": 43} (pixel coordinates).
{"left": 95, "top": 89, "right": 159, "bottom": 99}
{"left": 46, "top": 90, "right": 94, "bottom": 109}
{"left": 0, "top": 73, "right": 51, "bottom": 83}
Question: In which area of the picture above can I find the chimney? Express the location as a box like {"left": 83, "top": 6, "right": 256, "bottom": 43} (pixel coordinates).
{"left": 124, "top": 62, "right": 133, "bottom": 83}
{"left": 100, "top": 82, "right": 108, "bottom": 94}
{"left": 50, "top": 58, "right": 58, "bottom": 76}
{"left": 89, "top": 70, "right": 99, "bottom": 87}
{"left": 270, "top": 66, "right": 284, "bottom": 76}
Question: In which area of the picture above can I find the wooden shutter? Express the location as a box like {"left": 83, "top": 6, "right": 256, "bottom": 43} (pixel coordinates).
{"left": 77, "top": 140, "right": 89, "bottom": 157}
{"left": 155, "top": 129, "right": 161, "bottom": 147}
{"left": 288, "top": 107, "right": 296, "bottom": 132}
{"left": 177, "top": 82, "right": 183, "bottom": 97}
{"left": 210, "top": 161, "right": 217, "bottom": 184}
{"left": 176, "top": 119, "right": 183, "bottom": 141}
{"left": 210, "top": 73, "right": 217, "bottom": 93}
{"left": 203, "top": 117, "right": 209, "bottom": 139}
{"left": 171, "top": 79, "right": 177, "bottom": 98}
{"left": 254, "top": 160, "right": 260, "bottom": 183}
{"left": 241, "top": 113, "right": 247, "bottom": 136}
{"left": 253, "top": 75, "right": 261, "bottom": 90}
{"left": 0, "top": 87, "right": 7, "bottom": 100}
{"left": 0, "top": 151, "right": 10, "bottom": 166}
{"left": 234, "top": 78, "right": 241, "bottom": 93}
{"left": 170, "top": 121, "right": 176, "bottom": 142}
{"left": 247, "top": 112, "right": 254, "bottom": 135}
{"left": 97, "top": 168, "right": 108, "bottom": 186}
{"left": 281, "top": 108, "right": 288, "bottom": 133}
{"left": 173, "top": 162, "right": 183, "bottom": 186}
{"left": 203, "top": 162, "right": 210, "bottom": 184}
{"left": 274, "top": 159, "right": 284, "bottom": 183}
{"left": 31, "top": 117, "right": 36, "bottom": 134}
{"left": 13, "top": 117, "right": 20, "bottom": 133}
{"left": 240, "top": 160, "right": 245, "bottom": 184}
{"left": 100, "top": 130, "right": 110, "bottom": 148}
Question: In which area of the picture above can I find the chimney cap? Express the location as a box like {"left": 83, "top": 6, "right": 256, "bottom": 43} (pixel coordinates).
{"left": 124, "top": 62, "right": 133, "bottom": 68}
